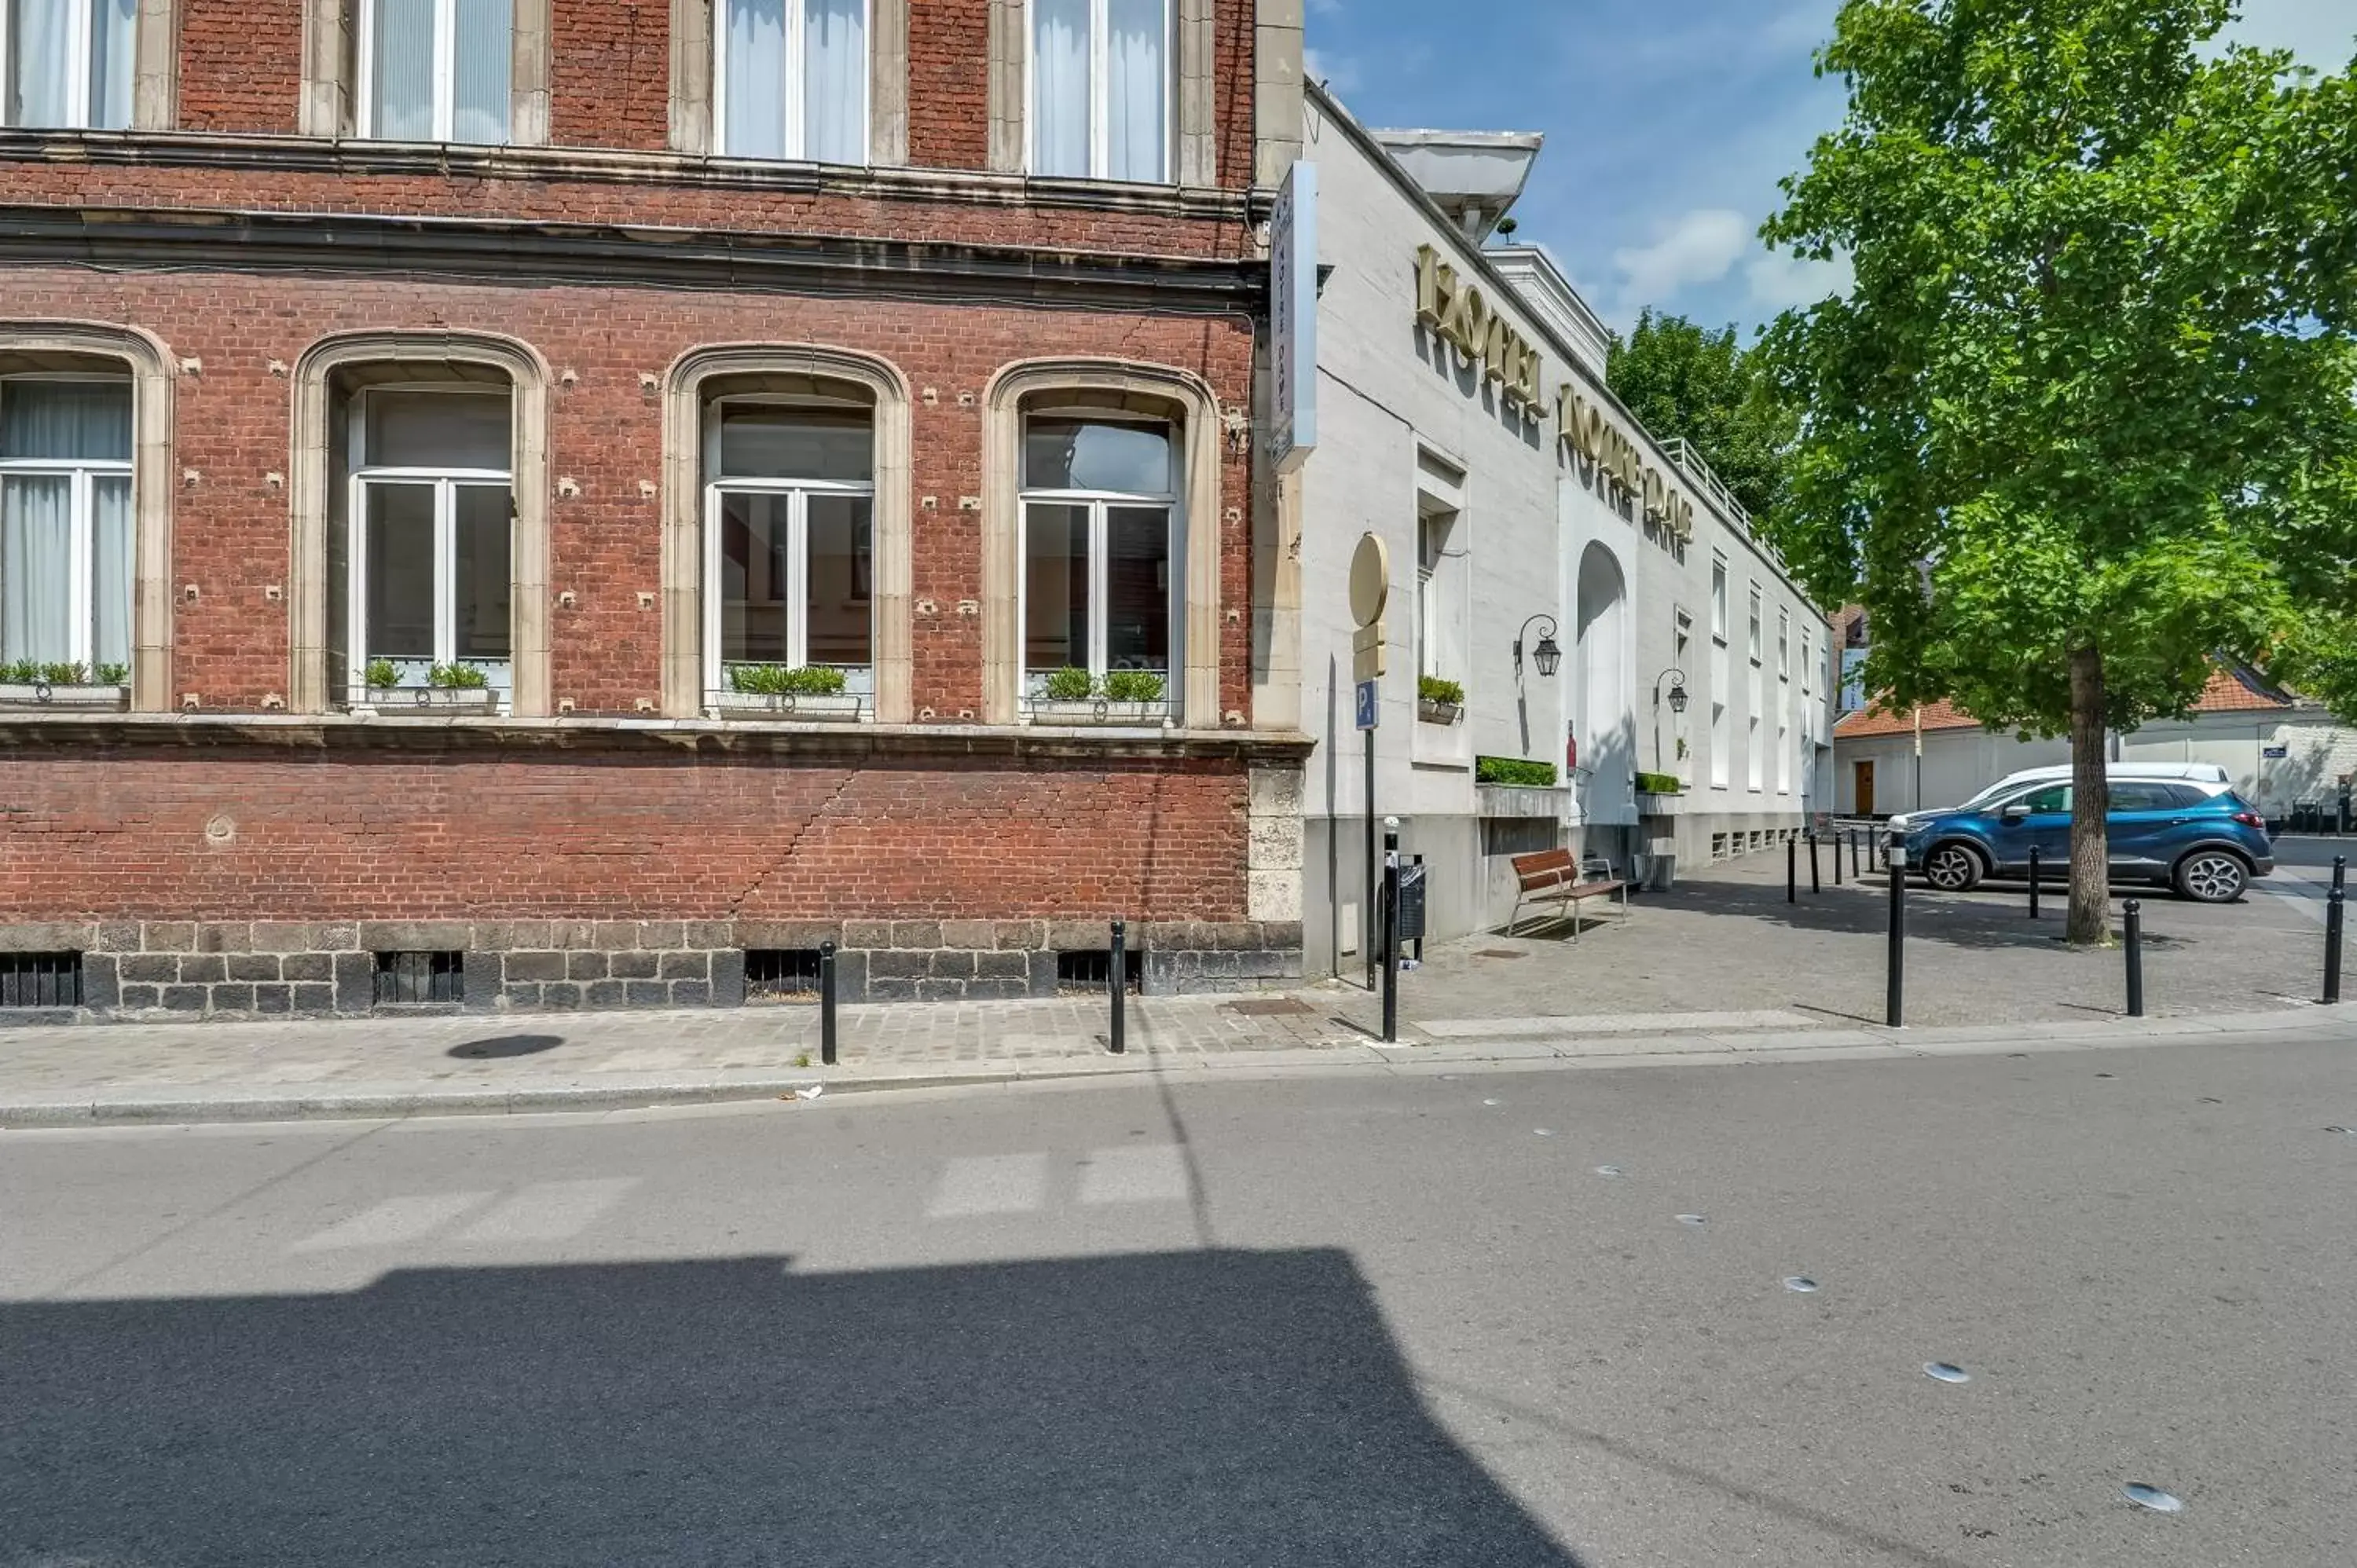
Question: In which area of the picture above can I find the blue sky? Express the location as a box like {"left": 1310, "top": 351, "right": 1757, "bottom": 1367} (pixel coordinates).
{"left": 1303, "top": 0, "right": 2357, "bottom": 339}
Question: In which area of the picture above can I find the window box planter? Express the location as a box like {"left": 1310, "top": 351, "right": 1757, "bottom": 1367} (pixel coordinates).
{"left": 1417, "top": 698, "right": 1463, "bottom": 725}
{"left": 711, "top": 690, "right": 867, "bottom": 721}
{"left": 0, "top": 681, "right": 129, "bottom": 712}
{"left": 357, "top": 687, "right": 501, "bottom": 714}
{"left": 1028, "top": 698, "right": 1173, "bottom": 727}
{"left": 1475, "top": 783, "right": 1577, "bottom": 820}
{"left": 1636, "top": 789, "right": 1684, "bottom": 815}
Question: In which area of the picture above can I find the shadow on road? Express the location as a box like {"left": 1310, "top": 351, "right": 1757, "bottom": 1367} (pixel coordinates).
{"left": 3, "top": 1249, "right": 1585, "bottom": 1566}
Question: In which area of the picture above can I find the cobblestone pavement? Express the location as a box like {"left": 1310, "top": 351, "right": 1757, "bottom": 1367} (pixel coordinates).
{"left": 0, "top": 847, "right": 2338, "bottom": 1120}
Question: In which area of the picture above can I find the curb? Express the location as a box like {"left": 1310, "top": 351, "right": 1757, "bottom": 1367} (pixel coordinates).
{"left": 4, "top": 1007, "right": 2348, "bottom": 1128}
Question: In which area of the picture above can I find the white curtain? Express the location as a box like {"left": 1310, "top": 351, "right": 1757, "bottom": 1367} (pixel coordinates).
{"left": 91, "top": 475, "right": 130, "bottom": 668}
{"left": 89, "top": 0, "right": 136, "bottom": 128}
{"left": 803, "top": 0, "right": 865, "bottom": 163}
{"left": 0, "top": 477, "right": 71, "bottom": 665}
{"left": 2, "top": 380, "right": 132, "bottom": 461}
{"left": 1104, "top": 0, "right": 1166, "bottom": 182}
{"left": 372, "top": 0, "right": 437, "bottom": 139}
{"left": 451, "top": 0, "right": 513, "bottom": 143}
{"left": 6, "top": 0, "right": 71, "bottom": 126}
{"left": 1030, "top": 0, "right": 1088, "bottom": 177}
{"left": 724, "top": 0, "right": 788, "bottom": 158}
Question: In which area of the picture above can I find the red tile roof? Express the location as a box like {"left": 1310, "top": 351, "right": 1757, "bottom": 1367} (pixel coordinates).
{"left": 1834, "top": 661, "right": 2296, "bottom": 740}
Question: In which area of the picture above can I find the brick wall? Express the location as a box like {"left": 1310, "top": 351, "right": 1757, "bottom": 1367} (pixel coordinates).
{"left": 3, "top": 269, "right": 1255, "bottom": 719}
{"left": 0, "top": 742, "right": 1248, "bottom": 922}
{"left": 178, "top": 0, "right": 303, "bottom": 133}
{"left": 906, "top": 0, "right": 990, "bottom": 170}
{"left": 549, "top": 0, "right": 672, "bottom": 151}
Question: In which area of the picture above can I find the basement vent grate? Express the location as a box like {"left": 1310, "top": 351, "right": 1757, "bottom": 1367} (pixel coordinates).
{"left": 375, "top": 951, "right": 464, "bottom": 1006}
{"left": 0, "top": 951, "right": 82, "bottom": 1008}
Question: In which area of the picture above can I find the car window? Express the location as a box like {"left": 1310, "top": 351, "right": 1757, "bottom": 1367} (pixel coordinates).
{"left": 2168, "top": 783, "right": 2222, "bottom": 808}
{"left": 2109, "top": 782, "right": 2176, "bottom": 811}
{"left": 2017, "top": 784, "right": 2071, "bottom": 812}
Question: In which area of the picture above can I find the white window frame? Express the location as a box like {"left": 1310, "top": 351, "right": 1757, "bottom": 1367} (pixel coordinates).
{"left": 1747, "top": 585, "right": 1765, "bottom": 793}
{"left": 1025, "top": 0, "right": 1175, "bottom": 183}
{"left": 0, "top": 0, "right": 125, "bottom": 128}
{"left": 1708, "top": 556, "right": 1729, "bottom": 789}
{"left": 0, "top": 373, "right": 133, "bottom": 672}
{"left": 1017, "top": 416, "right": 1178, "bottom": 700}
{"left": 343, "top": 388, "right": 514, "bottom": 705}
{"left": 356, "top": 0, "right": 504, "bottom": 142}
{"left": 1776, "top": 607, "right": 1792, "bottom": 794}
{"left": 701, "top": 397, "right": 877, "bottom": 697}
{"left": 712, "top": 0, "right": 873, "bottom": 162}
{"left": 1672, "top": 606, "right": 1694, "bottom": 785}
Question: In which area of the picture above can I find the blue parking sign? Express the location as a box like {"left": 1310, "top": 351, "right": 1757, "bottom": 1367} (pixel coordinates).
{"left": 1355, "top": 679, "right": 1380, "bottom": 731}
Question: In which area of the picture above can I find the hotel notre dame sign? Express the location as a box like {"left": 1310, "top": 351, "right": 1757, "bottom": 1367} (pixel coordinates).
{"left": 1413, "top": 244, "right": 1695, "bottom": 544}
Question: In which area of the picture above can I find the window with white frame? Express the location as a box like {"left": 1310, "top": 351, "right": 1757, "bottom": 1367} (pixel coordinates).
{"left": 2, "top": 0, "right": 134, "bottom": 128}
{"left": 706, "top": 400, "right": 875, "bottom": 702}
{"left": 360, "top": 0, "right": 513, "bottom": 142}
{"left": 1776, "top": 606, "right": 1791, "bottom": 793}
{"left": 1708, "top": 556, "right": 1728, "bottom": 789}
{"left": 1747, "top": 584, "right": 1764, "bottom": 791}
{"left": 1029, "top": 0, "right": 1170, "bottom": 182}
{"left": 716, "top": 0, "right": 868, "bottom": 163}
{"left": 0, "top": 378, "right": 131, "bottom": 679}
{"left": 1021, "top": 416, "right": 1176, "bottom": 705}
{"left": 342, "top": 389, "right": 514, "bottom": 705}
{"left": 1672, "top": 607, "right": 1693, "bottom": 784}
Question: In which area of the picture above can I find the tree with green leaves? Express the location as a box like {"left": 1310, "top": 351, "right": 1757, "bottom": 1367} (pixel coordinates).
{"left": 1758, "top": 0, "right": 2357, "bottom": 944}
{"left": 1607, "top": 310, "right": 1797, "bottom": 520}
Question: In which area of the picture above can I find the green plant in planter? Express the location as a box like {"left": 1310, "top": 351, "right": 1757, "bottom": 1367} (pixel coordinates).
{"left": 364, "top": 658, "right": 401, "bottom": 689}
{"left": 427, "top": 662, "right": 490, "bottom": 690}
{"left": 1418, "top": 675, "right": 1465, "bottom": 706}
{"left": 1102, "top": 669, "right": 1166, "bottom": 703}
{"left": 2, "top": 660, "right": 42, "bottom": 684}
{"left": 1041, "top": 666, "right": 1095, "bottom": 702}
{"left": 1635, "top": 771, "right": 1684, "bottom": 796}
{"left": 1475, "top": 755, "right": 1558, "bottom": 787}
{"left": 96, "top": 662, "right": 130, "bottom": 686}
{"left": 729, "top": 664, "right": 849, "bottom": 697}
{"left": 38, "top": 661, "right": 88, "bottom": 686}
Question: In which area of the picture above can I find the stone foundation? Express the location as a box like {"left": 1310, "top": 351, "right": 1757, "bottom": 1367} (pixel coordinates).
{"left": 0, "top": 918, "right": 1306, "bottom": 1024}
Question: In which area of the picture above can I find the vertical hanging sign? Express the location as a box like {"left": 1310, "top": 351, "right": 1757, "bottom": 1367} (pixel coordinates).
{"left": 1270, "top": 160, "right": 1318, "bottom": 475}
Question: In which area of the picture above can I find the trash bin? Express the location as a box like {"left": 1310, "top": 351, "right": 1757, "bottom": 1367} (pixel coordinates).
{"left": 1642, "top": 841, "right": 1677, "bottom": 892}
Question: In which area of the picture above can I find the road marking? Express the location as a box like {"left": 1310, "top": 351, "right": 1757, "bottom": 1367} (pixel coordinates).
{"left": 1075, "top": 1145, "right": 1189, "bottom": 1206}
{"left": 288, "top": 1192, "right": 495, "bottom": 1253}
{"left": 455, "top": 1178, "right": 639, "bottom": 1244}
{"left": 1418, "top": 1009, "right": 1813, "bottom": 1039}
{"left": 927, "top": 1152, "right": 1049, "bottom": 1218}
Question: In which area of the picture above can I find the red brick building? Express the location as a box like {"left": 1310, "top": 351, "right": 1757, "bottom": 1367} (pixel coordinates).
{"left": 0, "top": 0, "right": 1310, "bottom": 1017}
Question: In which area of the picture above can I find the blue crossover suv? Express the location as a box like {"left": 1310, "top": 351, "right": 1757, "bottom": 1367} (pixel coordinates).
{"left": 1900, "top": 778, "right": 2275, "bottom": 902}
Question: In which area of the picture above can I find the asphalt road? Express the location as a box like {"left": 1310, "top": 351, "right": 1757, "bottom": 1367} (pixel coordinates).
{"left": 6, "top": 1039, "right": 2353, "bottom": 1566}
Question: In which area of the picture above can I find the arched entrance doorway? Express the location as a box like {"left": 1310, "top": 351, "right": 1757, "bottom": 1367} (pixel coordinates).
{"left": 1575, "top": 542, "right": 1633, "bottom": 822}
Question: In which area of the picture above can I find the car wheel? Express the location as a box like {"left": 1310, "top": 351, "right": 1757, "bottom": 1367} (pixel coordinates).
{"left": 2173, "top": 850, "right": 2249, "bottom": 903}
{"left": 1923, "top": 842, "right": 1985, "bottom": 892}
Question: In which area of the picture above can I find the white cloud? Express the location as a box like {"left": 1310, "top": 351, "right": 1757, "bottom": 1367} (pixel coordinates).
{"left": 1303, "top": 47, "right": 1362, "bottom": 95}
{"left": 1610, "top": 208, "right": 1752, "bottom": 312}
{"left": 1747, "top": 247, "right": 1854, "bottom": 313}
{"left": 1306, "top": 0, "right": 1344, "bottom": 14}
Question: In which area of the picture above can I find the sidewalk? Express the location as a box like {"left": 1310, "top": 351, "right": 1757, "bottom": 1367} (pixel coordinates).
{"left": 4, "top": 852, "right": 2343, "bottom": 1126}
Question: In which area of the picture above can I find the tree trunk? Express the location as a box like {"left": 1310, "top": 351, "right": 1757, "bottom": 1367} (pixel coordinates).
{"left": 2067, "top": 645, "right": 2111, "bottom": 947}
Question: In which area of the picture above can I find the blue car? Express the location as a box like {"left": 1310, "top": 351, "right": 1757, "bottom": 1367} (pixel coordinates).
{"left": 1900, "top": 778, "right": 2275, "bottom": 903}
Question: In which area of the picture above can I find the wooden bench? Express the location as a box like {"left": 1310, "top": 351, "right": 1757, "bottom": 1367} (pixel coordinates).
{"left": 1507, "top": 848, "right": 1629, "bottom": 940}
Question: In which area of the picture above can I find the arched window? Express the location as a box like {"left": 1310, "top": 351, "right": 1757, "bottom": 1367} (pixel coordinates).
{"left": 1018, "top": 413, "right": 1175, "bottom": 704}
{"left": 0, "top": 374, "right": 133, "bottom": 679}
{"left": 290, "top": 332, "right": 550, "bottom": 716}
{"left": 703, "top": 390, "right": 876, "bottom": 709}
{"left": 338, "top": 381, "right": 516, "bottom": 705}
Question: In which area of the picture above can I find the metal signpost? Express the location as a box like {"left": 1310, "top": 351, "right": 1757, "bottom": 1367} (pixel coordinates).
{"left": 1350, "top": 532, "right": 1388, "bottom": 990}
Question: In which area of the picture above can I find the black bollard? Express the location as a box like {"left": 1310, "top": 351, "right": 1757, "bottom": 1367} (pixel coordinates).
{"left": 1381, "top": 822, "right": 1400, "bottom": 1044}
{"left": 1809, "top": 830, "right": 1821, "bottom": 895}
{"left": 1833, "top": 827, "right": 1844, "bottom": 886}
{"left": 2124, "top": 899, "right": 2145, "bottom": 1017}
{"left": 1886, "top": 845, "right": 1907, "bottom": 1027}
{"left": 1109, "top": 918, "right": 1126, "bottom": 1054}
{"left": 1787, "top": 837, "right": 1798, "bottom": 903}
{"left": 2328, "top": 856, "right": 2346, "bottom": 1005}
{"left": 819, "top": 940, "right": 838, "bottom": 1066}
{"left": 2028, "top": 844, "right": 2041, "bottom": 920}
